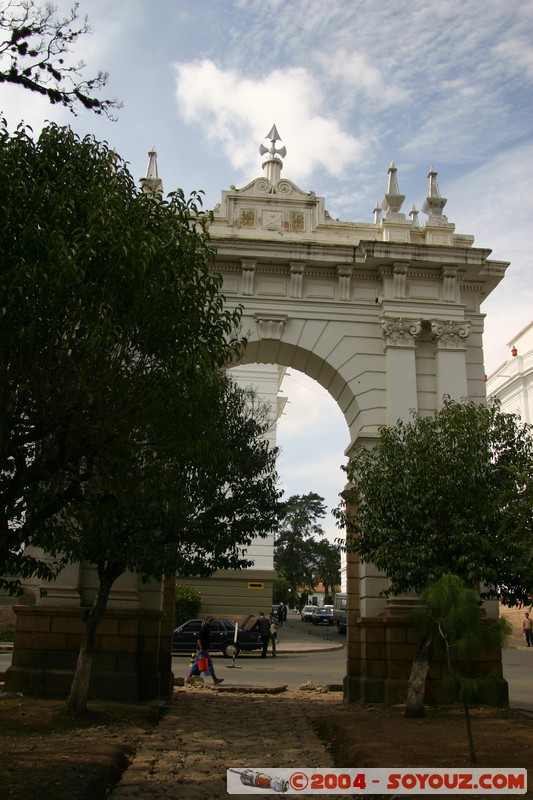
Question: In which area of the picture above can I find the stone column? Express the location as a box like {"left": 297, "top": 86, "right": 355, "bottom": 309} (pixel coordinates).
{"left": 430, "top": 319, "right": 471, "bottom": 402}
{"left": 380, "top": 316, "right": 421, "bottom": 425}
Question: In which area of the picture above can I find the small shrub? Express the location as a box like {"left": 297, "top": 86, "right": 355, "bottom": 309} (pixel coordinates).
{"left": 0, "top": 628, "right": 15, "bottom": 642}
{"left": 174, "top": 584, "right": 202, "bottom": 627}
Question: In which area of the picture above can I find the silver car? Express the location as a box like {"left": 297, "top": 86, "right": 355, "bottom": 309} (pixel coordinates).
{"left": 300, "top": 604, "right": 317, "bottom": 622}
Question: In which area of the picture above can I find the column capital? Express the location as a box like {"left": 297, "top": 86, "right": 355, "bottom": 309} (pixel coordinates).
{"left": 380, "top": 316, "right": 421, "bottom": 348}
{"left": 430, "top": 319, "right": 471, "bottom": 350}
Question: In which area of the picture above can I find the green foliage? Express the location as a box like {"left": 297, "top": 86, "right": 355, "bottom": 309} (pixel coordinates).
{"left": 416, "top": 574, "right": 512, "bottom": 762}
{"left": 272, "top": 575, "right": 291, "bottom": 604}
{"left": 174, "top": 584, "right": 202, "bottom": 627}
{"left": 0, "top": 0, "right": 120, "bottom": 116}
{"left": 0, "top": 120, "right": 281, "bottom": 713}
{"left": 336, "top": 397, "right": 533, "bottom": 604}
{"left": 274, "top": 493, "right": 340, "bottom": 596}
{"left": 0, "top": 120, "right": 251, "bottom": 588}
{"left": 0, "top": 627, "right": 15, "bottom": 641}
{"left": 417, "top": 575, "right": 511, "bottom": 667}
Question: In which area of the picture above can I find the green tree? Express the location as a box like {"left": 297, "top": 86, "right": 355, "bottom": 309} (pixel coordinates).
{"left": 313, "top": 538, "right": 341, "bottom": 597}
{"left": 335, "top": 397, "right": 533, "bottom": 715}
{"left": 0, "top": 119, "right": 242, "bottom": 588}
{"left": 0, "top": 0, "right": 119, "bottom": 116}
{"left": 47, "top": 374, "right": 280, "bottom": 714}
{"left": 174, "top": 585, "right": 202, "bottom": 627}
{"left": 416, "top": 574, "right": 511, "bottom": 761}
{"left": 1, "top": 120, "right": 282, "bottom": 714}
{"left": 274, "top": 493, "right": 327, "bottom": 596}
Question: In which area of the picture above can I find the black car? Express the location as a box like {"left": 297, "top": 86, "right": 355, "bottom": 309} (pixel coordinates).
{"left": 172, "top": 617, "right": 263, "bottom": 658}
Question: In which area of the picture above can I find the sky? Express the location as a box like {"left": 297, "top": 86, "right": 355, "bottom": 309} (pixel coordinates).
{"left": 1, "top": 0, "right": 532, "bottom": 541}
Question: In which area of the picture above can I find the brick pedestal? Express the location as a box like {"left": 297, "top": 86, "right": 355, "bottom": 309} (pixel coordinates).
{"left": 344, "top": 614, "right": 508, "bottom": 707}
{"left": 5, "top": 602, "right": 174, "bottom": 700}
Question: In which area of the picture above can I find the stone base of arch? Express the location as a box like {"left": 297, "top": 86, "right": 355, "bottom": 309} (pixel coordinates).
{"left": 4, "top": 578, "right": 176, "bottom": 701}
{"left": 343, "top": 615, "right": 509, "bottom": 708}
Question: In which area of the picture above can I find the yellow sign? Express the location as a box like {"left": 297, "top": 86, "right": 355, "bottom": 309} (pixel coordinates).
{"left": 247, "top": 581, "right": 264, "bottom": 590}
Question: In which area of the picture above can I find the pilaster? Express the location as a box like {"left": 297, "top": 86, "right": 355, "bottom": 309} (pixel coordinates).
{"left": 380, "top": 316, "right": 421, "bottom": 425}
{"left": 431, "top": 319, "right": 471, "bottom": 401}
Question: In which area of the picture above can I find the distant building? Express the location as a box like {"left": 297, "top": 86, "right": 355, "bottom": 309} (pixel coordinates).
{"left": 486, "top": 321, "right": 533, "bottom": 423}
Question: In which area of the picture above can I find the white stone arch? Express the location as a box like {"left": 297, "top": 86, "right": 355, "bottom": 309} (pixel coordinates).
{"left": 206, "top": 144, "right": 509, "bottom": 704}
{"left": 235, "top": 321, "right": 385, "bottom": 445}
{"left": 6, "top": 136, "right": 510, "bottom": 706}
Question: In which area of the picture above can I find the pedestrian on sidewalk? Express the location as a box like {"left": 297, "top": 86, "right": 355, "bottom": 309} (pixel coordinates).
{"left": 523, "top": 612, "right": 533, "bottom": 647}
{"left": 268, "top": 612, "right": 278, "bottom": 657}
{"left": 252, "top": 611, "right": 271, "bottom": 657}
{"left": 188, "top": 616, "right": 224, "bottom": 684}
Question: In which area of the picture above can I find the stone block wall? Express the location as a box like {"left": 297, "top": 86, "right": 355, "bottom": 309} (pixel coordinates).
{"left": 5, "top": 599, "right": 174, "bottom": 700}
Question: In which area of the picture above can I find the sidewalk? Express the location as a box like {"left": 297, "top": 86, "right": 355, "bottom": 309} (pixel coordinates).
{"left": 268, "top": 616, "right": 344, "bottom": 653}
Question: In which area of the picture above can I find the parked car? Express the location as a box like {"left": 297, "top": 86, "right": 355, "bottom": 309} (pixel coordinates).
{"left": 300, "top": 604, "right": 317, "bottom": 622}
{"left": 312, "top": 607, "right": 333, "bottom": 625}
{"left": 172, "top": 617, "right": 262, "bottom": 658}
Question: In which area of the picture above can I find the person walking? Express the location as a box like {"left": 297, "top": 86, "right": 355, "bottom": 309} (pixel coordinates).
{"left": 188, "top": 616, "right": 224, "bottom": 684}
{"left": 253, "top": 611, "right": 271, "bottom": 657}
{"left": 523, "top": 612, "right": 533, "bottom": 647}
{"left": 268, "top": 612, "right": 278, "bottom": 657}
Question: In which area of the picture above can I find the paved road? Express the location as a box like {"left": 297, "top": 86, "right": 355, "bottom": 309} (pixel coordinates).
{"left": 1, "top": 615, "right": 532, "bottom": 708}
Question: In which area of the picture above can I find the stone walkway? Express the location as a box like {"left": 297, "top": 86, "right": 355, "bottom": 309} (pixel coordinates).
{"left": 110, "top": 685, "right": 338, "bottom": 799}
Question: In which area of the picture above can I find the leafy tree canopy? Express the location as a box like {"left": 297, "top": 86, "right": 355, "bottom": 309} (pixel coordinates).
{"left": 335, "top": 397, "right": 533, "bottom": 605}
{"left": 0, "top": 0, "right": 119, "bottom": 116}
{"left": 275, "top": 492, "right": 340, "bottom": 596}
{"left": 0, "top": 119, "right": 244, "bottom": 590}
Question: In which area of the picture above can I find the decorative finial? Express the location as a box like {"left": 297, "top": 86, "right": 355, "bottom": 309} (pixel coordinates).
{"left": 259, "top": 124, "right": 287, "bottom": 161}
{"left": 145, "top": 146, "right": 158, "bottom": 179}
{"left": 381, "top": 161, "right": 405, "bottom": 215}
{"left": 140, "top": 146, "right": 163, "bottom": 196}
{"left": 421, "top": 166, "right": 447, "bottom": 218}
{"left": 409, "top": 204, "right": 420, "bottom": 228}
{"left": 373, "top": 201, "right": 382, "bottom": 224}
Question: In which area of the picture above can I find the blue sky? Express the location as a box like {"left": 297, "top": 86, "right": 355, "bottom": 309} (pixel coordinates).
{"left": 2, "top": 0, "right": 532, "bottom": 540}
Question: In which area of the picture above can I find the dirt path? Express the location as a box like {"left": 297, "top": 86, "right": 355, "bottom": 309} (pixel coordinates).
{"left": 110, "top": 686, "right": 337, "bottom": 799}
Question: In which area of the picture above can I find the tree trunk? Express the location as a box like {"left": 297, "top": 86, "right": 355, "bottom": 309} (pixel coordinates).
{"left": 463, "top": 700, "right": 477, "bottom": 764}
{"left": 66, "top": 564, "right": 119, "bottom": 716}
{"left": 404, "top": 633, "right": 433, "bottom": 718}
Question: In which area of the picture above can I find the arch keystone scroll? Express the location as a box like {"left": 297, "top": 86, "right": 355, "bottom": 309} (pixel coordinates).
{"left": 254, "top": 313, "right": 287, "bottom": 341}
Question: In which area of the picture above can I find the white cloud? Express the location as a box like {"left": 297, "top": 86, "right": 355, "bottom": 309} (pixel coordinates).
{"left": 445, "top": 140, "right": 533, "bottom": 373}
{"left": 317, "top": 49, "right": 410, "bottom": 110}
{"left": 173, "top": 59, "right": 365, "bottom": 183}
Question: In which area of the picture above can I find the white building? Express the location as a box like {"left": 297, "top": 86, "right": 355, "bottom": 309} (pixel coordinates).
{"left": 486, "top": 321, "right": 533, "bottom": 423}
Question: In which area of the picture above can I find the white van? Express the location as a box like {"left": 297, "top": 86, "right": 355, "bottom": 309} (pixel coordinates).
{"left": 332, "top": 592, "right": 347, "bottom": 633}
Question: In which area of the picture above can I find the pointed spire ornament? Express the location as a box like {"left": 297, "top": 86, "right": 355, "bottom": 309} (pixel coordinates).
{"left": 259, "top": 125, "right": 287, "bottom": 161}
{"left": 421, "top": 167, "right": 447, "bottom": 218}
{"left": 373, "top": 201, "right": 382, "bottom": 224}
{"left": 145, "top": 146, "right": 159, "bottom": 179}
{"left": 381, "top": 161, "right": 405, "bottom": 215}
{"left": 140, "top": 147, "right": 163, "bottom": 196}
{"left": 409, "top": 204, "right": 420, "bottom": 228}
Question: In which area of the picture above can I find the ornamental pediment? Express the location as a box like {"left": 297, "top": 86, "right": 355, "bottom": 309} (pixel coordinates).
{"left": 232, "top": 176, "right": 313, "bottom": 201}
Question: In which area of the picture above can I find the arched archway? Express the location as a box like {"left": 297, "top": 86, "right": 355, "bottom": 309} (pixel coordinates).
{"left": 207, "top": 145, "right": 508, "bottom": 704}
{"left": 6, "top": 139, "right": 508, "bottom": 703}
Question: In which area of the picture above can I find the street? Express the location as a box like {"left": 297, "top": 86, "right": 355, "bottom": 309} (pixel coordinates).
{"left": 1, "top": 614, "right": 532, "bottom": 708}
